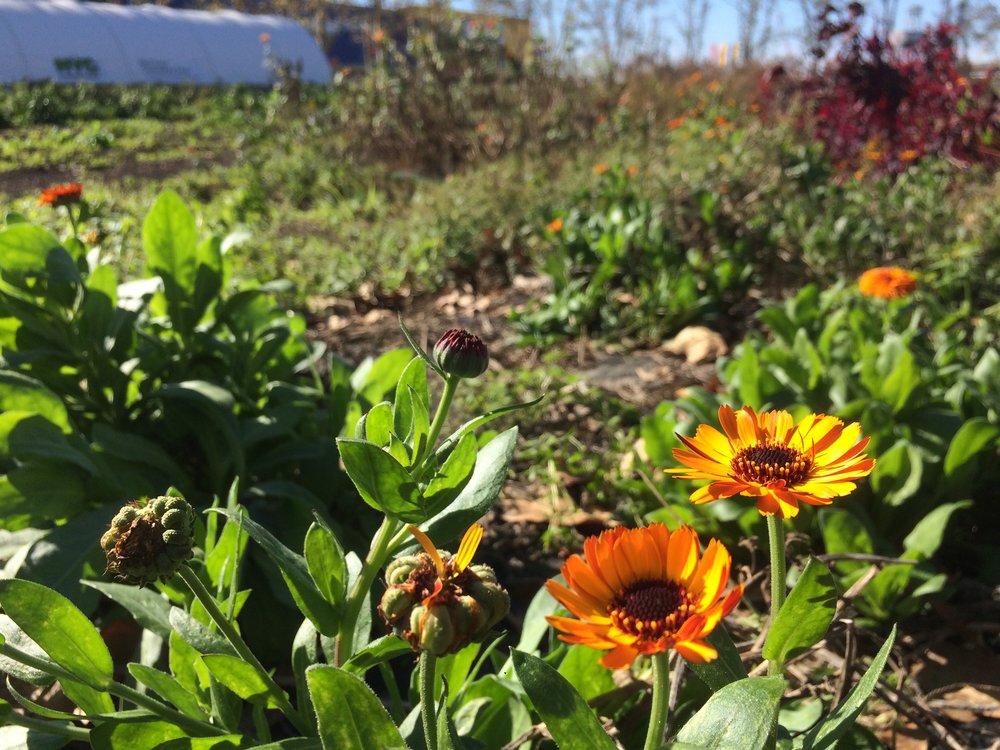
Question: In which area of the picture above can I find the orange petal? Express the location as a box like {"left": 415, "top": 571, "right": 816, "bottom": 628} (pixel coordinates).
{"left": 599, "top": 643, "right": 639, "bottom": 670}
{"left": 675, "top": 639, "right": 718, "bottom": 663}
{"left": 407, "top": 524, "right": 445, "bottom": 577}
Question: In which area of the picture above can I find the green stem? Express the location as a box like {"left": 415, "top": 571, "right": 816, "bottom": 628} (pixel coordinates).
{"left": 766, "top": 514, "right": 787, "bottom": 677}
{"left": 0, "top": 642, "right": 227, "bottom": 737}
{"left": 336, "top": 516, "right": 401, "bottom": 666}
{"left": 643, "top": 652, "right": 671, "bottom": 750}
{"left": 419, "top": 651, "right": 438, "bottom": 750}
{"left": 177, "top": 565, "right": 311, "bottom": 736}
{"left": 418, "top": 374, "right": 459, "bottom": 469}
{"left": 5, "top": 712, "right": 91, "bottom": 740}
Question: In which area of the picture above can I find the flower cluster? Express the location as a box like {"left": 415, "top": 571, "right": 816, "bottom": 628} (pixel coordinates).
{"left": 379, "top": 525, "right": 509, "bottom": 656}
{"left": 101, "top": 496, "right": 196, "bottom": 585}
{"left": 38, "top": 183, "right": 83, "bottom": 207}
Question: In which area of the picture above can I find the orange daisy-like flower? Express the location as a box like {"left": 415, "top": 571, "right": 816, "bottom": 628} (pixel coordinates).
{"left": 546, "top": 217, "right": 564, "bottom": 233}
{"left": 667, "top": 405, "right": 875, "bottom": 519}
{"left": 38, "top": 183, "right": 83, "bottom": 207}
{"left": 546, "top": 524, "right": 742, "bottom": 669}
{"left": 858, "top": 266, "right": 917, "bottom": 299}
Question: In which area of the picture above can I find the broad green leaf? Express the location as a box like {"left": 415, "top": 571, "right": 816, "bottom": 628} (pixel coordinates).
{"left": 0, "top": 224, "right": 79, "bottom": 283}
{"left": 143, "top": 191, "right": 198, "bottom": 297}
{"left": 128, "top": 663, "right": 209, "bottom": 720}
{"left": 436, "top": 681, "right": 467, "bottom": 750}
{"left": 82, "top": 582, "right": 172, "bottom": 639}
{"left": 902, "top": 501, "right": 972, "bottom": 559}
{"left": 0, "top": 372, "right": 71, "bottom": 432}
{"left": 0, "top": 468, "right": 86, "bottom": 530}
{"left": 687, "top": 626, "right": 748, "bottom": 691}
{"left": 90, "top": 720, "right": 243, "bottom": 750}
{"left": 210, "top": 508, "right": 340, "bottom": 636}
{"left": 337, "top": 439, "right": 423, "bottom": 520}
{"left": 306, "top": 665, "right": 408, "bottom": 750}
{"left": 764, "top": 558, "right": 838, "bottom": 664}
{"left": 675, "top": 676, "right": 785, "bottom": 749}
{"left": 736, "top": 344, "right": 762, "bottom": 410}
{"left": 205, "top": 515, "right": 250, "bottom": 592}
{"left": 0, "top": 614, "right": 54, "bottom": 685}
{"left": 243, "top": 741, "right": 322, "bottom": 750}
{"left": 423, "top": 433, "right": 477, "bottom": 517}
{"left": 514, "top": 584, "right": 560, "bottom": 654}
{"left": 0, "top": 725, "right": 71, "bottom": 750}
{"left": 351, "top": 348, "right": 416, "bottom": 406}
{"left": 6, "top": 415, "right": 97, "bottom": 474}
{"left": 422, "top": 427, "right": 518, "bottom": 545}
{"left": 168, "top": 608, "right": 236, "bottom": 656}
{"left": 511, "top": 650, "right": 617, "bottom": 750}
{"left": 943, "top": 418, "right": 998, "bottom": 477}
{"left": 61, "top": 677, "right": 114, "bottom": 715}
{"left": 802, "top": 627, "right": 896, "bottom": 749}
{"left": 818, "top": 509, "right": 873, "bottom": 574}
{"left": 304, "top": 523, "right": 347, "bottom": 607}
{"left": 363, "top": 402, "right": 396, "bottom": 447}
{"left": 169, "top": 630, "right": 207, "bottom": 698}
{"left": 557, "top": 645, "right": 616, "bottom": 701}
{"left": 202, "top": 654, "right": 287, "bottom": 709}
{"left": 0, "top": 579, "right": 111, "bottom": 689}
{"left": 393, "top": 357, "right": 430, "bottom": 444}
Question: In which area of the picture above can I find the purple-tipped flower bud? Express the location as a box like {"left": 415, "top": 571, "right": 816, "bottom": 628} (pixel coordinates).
{"left": 433, "top": 329, "right": 489, "bottom": 379}
{"left": 101, "top": 496, "right": 196, "bottom": 586}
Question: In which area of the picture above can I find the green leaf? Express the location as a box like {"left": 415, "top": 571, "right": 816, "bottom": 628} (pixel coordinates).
{"left": 0, "top": 579, "right": 112, "bottom": 689}
{"left": 209, "top": 509, "right": 340, "bottom": 636}
{"left": 82, "top": 581, "right": 172, "bottom": 639}
{"left": 394, "top": 357, "right": 430, "bottom": 446}
{"left": 204, "top": 515, "right": 250, "bottom": 592}
{"left": 687, "top": 626, "right": 748, "bottom": 691}
{"left": 675, "top": 676, "right": 785, "bottom": 749}
{"left": 422, "top": 427, "right": 518, "bottom": 545}
{"left": 423, "top": 433, "right": 477, "bottom": 517}
{"left": 337, "top": 439, "right": 424, "bottom": 521}
{"left": 801, "top": 626, "right": 896, "bottom": 749}
{"left": 128, "top": 663, "right": 209, "bottom": 720}
{"left": 902, "top": 501, "right": 972, "bottom": 559}
{"left": 351, "top": 348, "right": 416, "bottom": 406}
{"left": 342, "top": 636, "right": 412, "bottom": 676}
{"left": 304, "top": 523, "right": 348, "bottom": 607}
{"left": 511, "top": 650, "right": 617, "bottom": 750}
{"left": 436, "top": 681, "right": 467, "bottom": 750}
{"left": 0, "top": 372, "right": 71, "bottom": 432}
{"left": 168, "top": 608, "right": 237, "bottom": 656}
{"left": 306, "top": 665, "right": 408, "bottom": 750}
{"left": 90, "top": 720, "right": 244, "bottom": 750}
{"left": 0, "top": 224, "right": 79, "bottom": 284}
{"left": 362, "top": 401, "right": 395, "bottom": 446}
{"left": 819, "top": 509, "right": 873, "bottom": 574}
{"left": 143, "top": 191, "right": 198, "bottom": 297}
{"left": 434, "top": 398, "right": 542, "bottom": 460}
{"left": 943, "top": 418, "right": 998, "bottom": 477}
{"left": 0, "top": 614, "right": 53, "bottom": 685}
{"left": 0, "top": 726, "right": 72, "bottom": 750}
{"left": 202, "top": 654, "right": 288, "bottom": 709}
{"left": 764, "top": 558, "right": 838, "bottom": 664}
{"left": 557, "top": 645, "right": 616, "bottom": 701}
{"left": 736, "top": 344, "right": 762, "bottom": 410}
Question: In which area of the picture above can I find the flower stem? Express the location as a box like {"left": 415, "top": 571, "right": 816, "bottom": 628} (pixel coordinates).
{"left": 336, "top": 516, "right": 401, "bottom": 666}
{"left": 644, "top": 652, "right": 671, "bottom": 750}
{"left": 419, "top": 650, "right": 438, "bottom": 750}
{"left": 766, "top": 514, "right": 787, "bottom": 677}
{"left": 419, "top": 374, "right": 459, "bottom": 468}
{"left": 177, "top": 565, "right": 311, "bottom": 736}
{"left": 6, "top": 711, "right": 91, "bottom": 740}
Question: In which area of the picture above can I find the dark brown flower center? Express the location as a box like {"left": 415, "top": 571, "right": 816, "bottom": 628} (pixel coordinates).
{"left": 608, "top": 580, "right": 693, "bottom": 641}
{"left": 731, "top": 441, "right": 812, "bottom": 486}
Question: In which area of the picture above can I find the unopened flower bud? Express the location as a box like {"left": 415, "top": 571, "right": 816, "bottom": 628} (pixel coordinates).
{"left": 380, "top": 587, "right": 415, "bottom": 623}
{"left": 433, "top": 329, "right": 489, "bottom": 379}
{"left": 386, "top": 555, "right": 424, "bottom": 585}
{"left": 101, "top": 496, "right": 196, "bottom": 586}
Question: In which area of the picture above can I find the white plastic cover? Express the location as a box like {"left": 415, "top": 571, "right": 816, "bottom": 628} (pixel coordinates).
{"left": 0, "top": 0, "right": 331, "bottom": 85}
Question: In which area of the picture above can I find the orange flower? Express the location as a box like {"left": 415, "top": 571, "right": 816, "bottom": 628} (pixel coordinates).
{"left": 667, "top": 405, "right": 875, "bottom": 519}
{"left": 714, "top": 115, "right": 728, "bottom": 126}
{"left": 708, "top": 80, "right": 721, "bottom": 92}
{"left": 38, "top": 183, "right": 83, "bottom": 207}
{"left": 546, "top": 524, "right": 742, "bottom": 669}
{"left": 749, "top": 102, "right": 761, "bottom": 113}
{"left": 259, "top": 32, "right": 271, "bottom": 43}
{"left": 667, "top": 116, "right": 685, "bottom": 130}
{"left": 592, "top": 163, "right": 609, "bottom": 175}
{"left": 684, "top": 71, "right": 704, "bottom": 86}
{"left": 858, "top": 266, "right": 917, "bottom": 299}
{"left": 626, "top": 164, "right": 639, "bottom": 177}
{"left": 546, "top": 218, "right": 564, "bottom": 233}
{"left": 372, "top": 28, "right": 385, "bottom": 43}
{"left": 899, "top": 149, "right": 919, "bottom": 161}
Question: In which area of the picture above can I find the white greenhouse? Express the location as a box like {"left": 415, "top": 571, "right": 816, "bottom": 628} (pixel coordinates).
{"left": 0, "top": 0, "right": 331, "bottom": 85}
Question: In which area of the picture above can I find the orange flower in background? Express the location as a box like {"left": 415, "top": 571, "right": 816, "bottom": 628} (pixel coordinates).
{"left": 546, "top": 218, "right": 564, "bottom": 233}
{"left": 683, "top": 71, "right": 704, "bottom": 86}
{"left": 667, "top": 405, "right": 875, "bottom": 519}
{"left": 546, "top": 524, "right": 742, "bottom": 669}
{"left": 259, "top": 32, "right": 271, "bottom": 43}
{"left": 714, "top": 115, "right": 729, "bottom": 126}
{"left": 708, "top": 80, "right": 721, "bottom": 92}
{"left": 667, "top": 116, "right": 685, "bottom": 130}
{"left": 858, "top": 266, "right": 917, "bottom": 299}
{"left": 626, "top": 164, "right": 639, "bottom": 177}
{"left": 372, "top": 28, "right": 385, "bottom": 43}
{"left": 592, "top": 163, "right": 609, "bottom": 175}
{"left": 899, "top": 149, "right": 919, "bottom": 161}
{"left": 39, "top": 183, "right": 83, "bottom": 207}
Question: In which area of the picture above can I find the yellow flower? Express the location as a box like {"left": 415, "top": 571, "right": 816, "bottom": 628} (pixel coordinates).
{"left": 667, "top": 405, "right": 875, "bottom": 519}
{"left": 546, "top": 524, "right": 742, "bottom": 669}
{"left": 858, "top": 266, "right": 917, "bottom": 299}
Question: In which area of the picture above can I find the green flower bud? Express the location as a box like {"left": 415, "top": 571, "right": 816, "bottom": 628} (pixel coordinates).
{"left": 467, "top": 578, "right": 510, "bottom": 636}
{"left": 411, "top": 604, "right": 454, "bottom": 656}
{"left": 433, "top": 329, "right": 489, "bottom": 379}
{"left": 379, "top": 587, "right": 415, "bottom": 625}
{"left": 386, "top": 554, "right": 426, "bottom": 585}
{"left": 101, "top": 496, "right": 196, "bottom": 586}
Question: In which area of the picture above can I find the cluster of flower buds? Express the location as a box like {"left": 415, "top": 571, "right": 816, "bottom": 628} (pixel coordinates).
{"left": 101, "top": 496, "right": 196, "bottom": 585}
{"left": 433, "top": 329, "right": 489, "bottom": 379}
{"left": 379, "top": 525, "right": 509, "bottom": 656}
